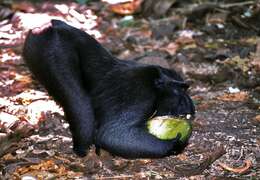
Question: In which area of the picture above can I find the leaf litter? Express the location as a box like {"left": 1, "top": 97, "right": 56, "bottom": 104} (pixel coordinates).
{"left": 0, "top": 0, "right": 259, "bottom": 179}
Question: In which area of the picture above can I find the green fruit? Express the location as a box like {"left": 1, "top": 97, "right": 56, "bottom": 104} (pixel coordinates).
{"left": 147, "top": 116, "right": 192, "bottom": 142}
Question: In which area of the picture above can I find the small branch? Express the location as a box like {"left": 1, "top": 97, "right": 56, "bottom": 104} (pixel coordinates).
{"left": 177, "top": 1, "right": 256, "bottom": 15}
{"left": 219, "top": 160, "right": 252, "bottom": 174}
{"left": 175, "top": 145, "right": 226, "bottom": 176}
{"left": 96, "top": 175, "right": 134, "bottom": 179}
{"left": 219, "top": 1, "right": 256, "bottom": 8}
{"left": 195, "top": 145, "right": 226, "bottom": 172}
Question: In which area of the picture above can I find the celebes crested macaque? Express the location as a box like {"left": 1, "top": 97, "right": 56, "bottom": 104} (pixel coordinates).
{"left": 23, "top": 20, "right": 195, "bottom": 159}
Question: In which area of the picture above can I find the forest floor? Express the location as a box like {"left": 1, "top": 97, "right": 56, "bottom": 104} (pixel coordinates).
{"left": 0, "top": 1, "right": 259, "bottom": 179}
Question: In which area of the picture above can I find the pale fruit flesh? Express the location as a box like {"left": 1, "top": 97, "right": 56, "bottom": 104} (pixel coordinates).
{"left": 147, "top": 116, "right": 192, "bottom": 142}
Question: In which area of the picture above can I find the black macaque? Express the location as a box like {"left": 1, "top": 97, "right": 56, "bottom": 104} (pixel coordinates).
{"left": 23, "top": 20, "right": 195, "bottom": 159}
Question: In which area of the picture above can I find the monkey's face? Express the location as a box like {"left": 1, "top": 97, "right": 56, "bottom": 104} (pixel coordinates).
{"left": 154, "top": 68, "right": 195, "bottom": 119}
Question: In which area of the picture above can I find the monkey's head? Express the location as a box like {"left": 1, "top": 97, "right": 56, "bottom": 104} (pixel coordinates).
{"left": 154, "top": 67, "right": 195, "bottom": 119}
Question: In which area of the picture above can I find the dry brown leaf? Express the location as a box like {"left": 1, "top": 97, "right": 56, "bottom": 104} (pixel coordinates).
{"left": 219, "top": 160, "right": 252, "bottom": 174}
{"left": 217, "top": 91, "right": 249, "bottom": 102}
{"left": 1, "top": 153, "right": 16, "bottom": 161}
{"left": 251, "top": 58, "right": 260, "bottom": 71}
{"left": 192, "top": 95, "right": 204, "bottom": 101}
{"left": 175, "top": 36, "right": 195, "bottom": 46}
{"left": 206, "top": 12, "right": 227, "bottom": 24}
{"left": 54, "top": 156, "right": 71, "bottom": 164}
{"left": 255, "top": 38, "right": 260, "bottom": 56}
{"left": 177, "top": 154, "right": 188, "bottom": 161}
{"left": 15, "top": 97, "right": 33, "bottom": 105}
{"left": 197, "top": 103, "right": 212, "bottom": 111}
{"left": 10, "top": 75, "right": 32, "bottom": 94}
{"left": 14, "top": 159, "right": 81, "bottom": 178}
{"left": 134, "top": 172, "right": 147, "bottom": 179}
{"left": 159, "top": 42, "right": 179, "bottom": 56}
{"left": 12, "top": 2, "right": 35, "bottom": 13}
{"left": 11, "top": 81, "right": 31, "bottom": 94}
{"left": 253, "top": 115, "right": 260, "bottom": 123}
{"left": 134, "top": 28, "right": 152, "bottom": 38}
{"left": 109, "top": 0, "right": 143, "bottom": 15}
{"left": 0, "top": 121, "right": 34, "bottom": 157}
{"left": 257, "top": 138, "right": 260, "bottom": 146}
{"left": 0, "top": 71, "right": 16, "bottom": 81}
{"left": 111, "top": 159, "right": 130, "bottom": 170}
{"left": 137, "top": 159, "right": 152, "bottom": 165}
{"left": 96, "top": 175, "right": 134, "bottom": 179}
{"left": 250, "top": 38, "right": 260, "bottom": 70}
{"left": 15, "top": 160, "right": 54, "bottom": 174}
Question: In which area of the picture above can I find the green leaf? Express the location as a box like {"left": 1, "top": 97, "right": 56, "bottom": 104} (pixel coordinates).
{"left": 75, "top": 0, "right": 90, "bottom": 5}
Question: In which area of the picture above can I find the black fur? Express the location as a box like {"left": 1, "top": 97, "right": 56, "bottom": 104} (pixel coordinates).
{"left": 23, "top": 20, "right": 195, "bottom": 158}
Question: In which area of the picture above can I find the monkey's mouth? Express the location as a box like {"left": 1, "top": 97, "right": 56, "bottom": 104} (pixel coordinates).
{"left": 151, "top": 111, "right": 195, "bottom": 121}
{"left": 171, "top": 114, "right": 195, "bottom": 121}
{"left": 182, "top": 114, "right": 194, "bottom": 121}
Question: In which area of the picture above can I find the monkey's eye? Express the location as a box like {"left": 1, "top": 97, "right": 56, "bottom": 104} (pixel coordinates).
{"left": 170, "top": 80, "right": 189, "bottom": 92}
{"left": 181, "top": 83, "right": 189, "bottom": 91}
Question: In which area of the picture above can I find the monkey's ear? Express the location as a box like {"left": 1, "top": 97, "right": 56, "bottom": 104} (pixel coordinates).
{"left": 154, "top": 68, "right": 189, "bottom": 90}
{"left": 171, "top": 79, "right": 190, "bottom": 90}
{"left": 154, "top": 68, "right": 170, "bottom": 89}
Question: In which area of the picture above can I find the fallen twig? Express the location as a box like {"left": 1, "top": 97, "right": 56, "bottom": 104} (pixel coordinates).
{"left": 96, "top": 175, "right": 134, "bottom": 179}
{"left": 219, "top": 160, "right": 252, "bottom": 174}
{"left": 177, "top": 1, "right": 256, "bottom": 15}
{"left": 219, "top": 1, "right": 256, "bottom": 8}
{"left": 175, "top": 145, "right": 226, "bottom": 176}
